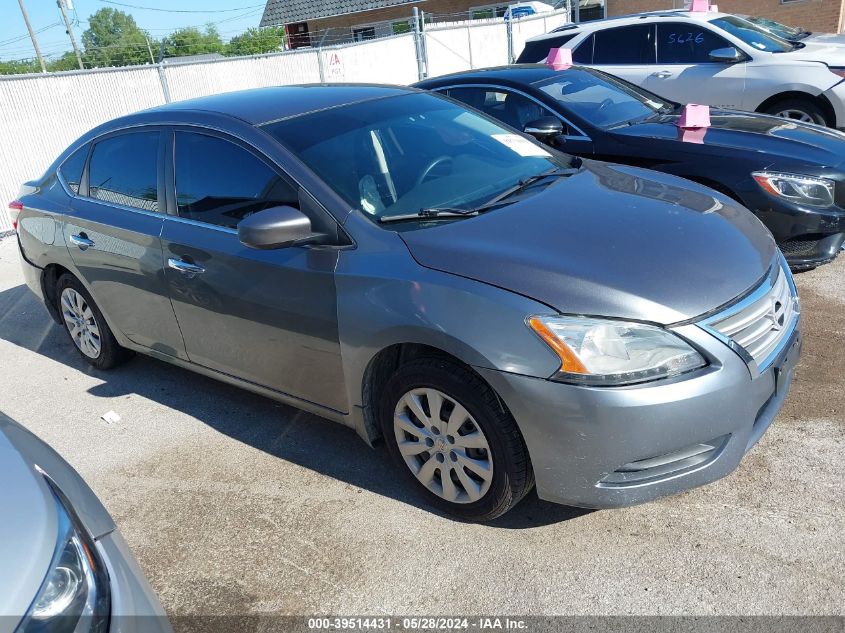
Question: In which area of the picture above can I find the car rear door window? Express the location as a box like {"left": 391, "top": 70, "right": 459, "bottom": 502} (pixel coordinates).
{"left": 58, "top": 143, "right": 89, "bottom": 194}
{"left": 656, "top": 23, "right": 734, "bottom": 63}
{"left": 592, "top": 24, "right": 655, "bottom": 64}
{"left": 88, "top": 132, "right": 159, "bottom": 212}
{"left": 174, "top": 131, "right": 299, "bottom": 230}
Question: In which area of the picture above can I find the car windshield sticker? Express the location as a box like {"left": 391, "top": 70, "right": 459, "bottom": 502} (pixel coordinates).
{"left": 491, "top": 134, "right": 552, "bottom": 157}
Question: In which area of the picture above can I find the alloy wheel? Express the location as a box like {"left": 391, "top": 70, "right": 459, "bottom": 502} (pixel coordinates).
{"left": 774, "top": 109, "right": 816, "bottom": 123}
{"left": 393, "top": 388, "right": 493, "bottom": 504}
{"left": 61, "top": 287, "right": 101, "bottom": 359}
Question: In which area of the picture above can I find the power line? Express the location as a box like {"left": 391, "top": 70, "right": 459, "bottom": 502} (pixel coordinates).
{"left": 96, "top": 0, "right": 266, "bottom": 13}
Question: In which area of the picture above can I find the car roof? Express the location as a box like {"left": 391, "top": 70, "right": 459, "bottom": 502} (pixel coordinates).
{"left": 529, "top": 9, "right": 725, "bottom": 42}
{"left": 417, "top": 64, "right": 562, "bottom": 87}
{"left": 141, "top": 84, "right": 414, "bottom": 126}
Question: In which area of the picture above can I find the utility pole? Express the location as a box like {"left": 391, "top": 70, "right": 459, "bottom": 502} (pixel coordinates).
{"left": 16, "top": 0, "right": 47, "bottom": 73}
{"left": 57, "top": 0, "right": 84, "bottom": 70}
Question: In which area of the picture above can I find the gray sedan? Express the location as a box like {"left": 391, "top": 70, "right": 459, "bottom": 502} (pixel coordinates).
{"left": 12, "top": 85, "right": 801, "bottom": 521}
{"left": 0, "top": 412, "right": 169, "bottom": 633}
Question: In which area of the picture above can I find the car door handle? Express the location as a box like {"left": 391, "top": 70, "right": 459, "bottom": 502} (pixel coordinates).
{"left": 167, "top": 258, "right": 206, "bottom": 276}
{"left": 650, "top": 71, "right": 673, "bottom": 79}
{"left": 69, "top": 233, "right": 95, "bottom": 250}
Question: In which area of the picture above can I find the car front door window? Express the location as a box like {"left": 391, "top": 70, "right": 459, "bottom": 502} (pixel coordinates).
{"left": 656, "top": 23, "right": 735, "bottom": 64}
{"left": 174, "top": 132, "right": 299, "bottom": 230}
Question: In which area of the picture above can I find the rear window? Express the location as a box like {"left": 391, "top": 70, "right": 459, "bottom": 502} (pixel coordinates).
{"left": 58, "top": 144, "right": 89, "bottom": 194}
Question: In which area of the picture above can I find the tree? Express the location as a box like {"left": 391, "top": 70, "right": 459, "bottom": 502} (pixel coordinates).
{"left": 48, "top": 52, "right": 83, "bottom": 72}
{"left": 0, "top": 59, "right": 41, "bottom": 75}
{"left": 162, "top": 25, "right": 224, "bottom": 59}
{"left": 81, "top": 8, "right": 156, "bottom": 68}
{"left": 226, "top": 27, "right": 286, "bottom": 57}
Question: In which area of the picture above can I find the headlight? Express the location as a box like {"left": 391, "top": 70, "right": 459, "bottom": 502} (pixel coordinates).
{"left": 15, "top": 478, "right": 110, "bottom": 633}
{"left": 752, "top": 172, "right": 835, "bottom": 208}
{"left": 528, "top": 316, "right": 706, "bottom": 386}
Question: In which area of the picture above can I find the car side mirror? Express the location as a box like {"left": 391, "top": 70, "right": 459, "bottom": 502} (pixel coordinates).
{"left": 523, "top": 116, "right": 564, "bottom": 141}
{"left": 238, "top": 205, "right": 317, "bottom": 250}
{"left": 709, "top": 47, "right": 745, "bottom": 63}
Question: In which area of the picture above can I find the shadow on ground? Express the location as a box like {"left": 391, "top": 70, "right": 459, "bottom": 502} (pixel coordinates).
{"left": 0, "top": 282, "right": 590, "bottom": 528}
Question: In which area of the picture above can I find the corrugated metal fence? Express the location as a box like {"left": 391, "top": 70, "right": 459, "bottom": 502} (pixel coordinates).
{"left": 0, "top": 9, "right": 567, "bottom": 231}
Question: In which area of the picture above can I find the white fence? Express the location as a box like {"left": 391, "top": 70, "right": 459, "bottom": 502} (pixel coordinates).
{"left": 0, "top": 9, "right": 568, "bottom": 232}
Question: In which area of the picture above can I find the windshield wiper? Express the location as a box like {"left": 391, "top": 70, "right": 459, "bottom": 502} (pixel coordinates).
{"left": 477, "top": 166, "right": 579, "bottom": 209}
{"left": 379, "top": 207, "right": 480, "bottom": 223}
{"left": 379, "top": 165, "right": 579, "bottom": 223}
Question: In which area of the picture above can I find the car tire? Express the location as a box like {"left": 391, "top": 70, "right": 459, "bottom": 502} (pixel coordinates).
{"left": 763, "top": 98, "right": 829, "bottom": 126}
{"left": 56, "top": 274, "right": 130, "bottom": 370}
{"left": 379, "top": 357, "right": 534, "bottom": 521}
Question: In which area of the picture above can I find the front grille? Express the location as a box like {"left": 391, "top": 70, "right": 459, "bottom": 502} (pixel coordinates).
{"left": 780, "top": 237, "right": 821, "bottom": 257}
{"left": 701, "top": 262, "right": 799, "bottom": 373}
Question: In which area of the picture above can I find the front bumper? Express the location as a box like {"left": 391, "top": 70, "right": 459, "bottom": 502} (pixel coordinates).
{"left": 733, "top": 187, "right": 845, "bottom": 268}
{"left": 96, "top": 530, "right": 172, "bottom": 633}
{"left": 477, "top": 322, "right": 801, "bottom": 509}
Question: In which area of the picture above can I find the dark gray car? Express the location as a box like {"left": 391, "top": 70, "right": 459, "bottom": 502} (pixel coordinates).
{"left": 0, "top": 412, "right": 170, "bottom": 633}
{"left": 12, "top": 85, "right": 801, "bottom": 521}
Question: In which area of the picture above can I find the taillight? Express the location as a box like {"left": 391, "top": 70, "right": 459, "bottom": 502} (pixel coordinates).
{"left": 8, "top": 200, "right": 23, "bottom": 231}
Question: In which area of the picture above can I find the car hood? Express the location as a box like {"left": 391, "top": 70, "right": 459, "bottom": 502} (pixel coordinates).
{"left": 807, "top": 33, "right": 845, "bottom": 47}
{"left": 611, "top": 110, "right": 845, "bottom": 168}
{"left": 0, "top": 418, "right": 57, "bottom": 619}
{"left": 399, "top": 161, "right": 776, "bottom": 325}
{"left": 779, "top": 41, "right": 845, "bottom": 64}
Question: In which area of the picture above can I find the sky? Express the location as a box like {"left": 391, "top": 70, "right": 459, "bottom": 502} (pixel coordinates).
{"left": 0, "top": 0, "right": 268, "bottom": 61}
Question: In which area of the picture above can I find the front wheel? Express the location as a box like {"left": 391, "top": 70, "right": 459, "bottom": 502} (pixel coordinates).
{"left": 763, "top": 98, "right": 829, "bottom": 126}
{"left": 379, "top": 358, "right": 534, "bottom": 521}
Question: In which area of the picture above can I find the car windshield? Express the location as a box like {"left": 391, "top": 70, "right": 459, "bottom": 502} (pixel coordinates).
{"left": 264, "top": 93, "right": 571, "bottom": 223}
{"left": 535, "top": 68, "right": 672, "bottom": 128}
{"left": 744, "top": 15, "right": 809, "bottom": 40}
{"left": 709, "top": 15, "right": 797, "bottom": 52}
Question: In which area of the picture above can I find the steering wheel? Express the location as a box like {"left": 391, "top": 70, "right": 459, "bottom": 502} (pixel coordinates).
{"left": 416, "top": 155, "right": 454, "bottom": 187}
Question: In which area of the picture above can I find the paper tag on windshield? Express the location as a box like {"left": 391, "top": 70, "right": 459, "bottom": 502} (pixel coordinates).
{"left": 492, "top": 134, "right": 552, "bottom": 157}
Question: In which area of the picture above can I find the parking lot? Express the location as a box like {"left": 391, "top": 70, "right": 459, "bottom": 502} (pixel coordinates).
{"left": 0, "top": 232, "right": 842, "bottom": 616}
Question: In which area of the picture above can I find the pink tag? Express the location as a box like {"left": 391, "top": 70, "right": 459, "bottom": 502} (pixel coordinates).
{"left": 677, "top": 103, "right": 711, "bottom": 129}
{"left": 546, "top": 47, "right": 573, "bottom": 70}
{"left": 678, "top": 127, "right": 708, "bottom": 144}
{"left": 688, "top": 0, "right": 709, "bottom": 11}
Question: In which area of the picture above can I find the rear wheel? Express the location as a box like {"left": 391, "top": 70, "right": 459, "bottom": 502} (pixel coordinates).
{"left": 56, "top": 274, "right": 130, "bottom": 369}
{"left": 763, "top": 98, "right": 829, "bottom": 126}
{"left": 379, "top": 357, "right": 534, "bottom": 521}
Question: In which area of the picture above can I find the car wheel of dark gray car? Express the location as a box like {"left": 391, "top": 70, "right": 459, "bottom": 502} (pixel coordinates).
{"left": 380, "top": 357, "right": 534, "bottom": 521}
{"left": 56, "top": 274, "right": 130, "bottom": 369}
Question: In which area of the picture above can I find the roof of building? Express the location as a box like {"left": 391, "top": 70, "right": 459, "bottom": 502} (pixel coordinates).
{"left": 144, "top": 84, "right": 414, "bottom": 125}
{"left": 259, "top": 0, "right": 419, "bottom": 26}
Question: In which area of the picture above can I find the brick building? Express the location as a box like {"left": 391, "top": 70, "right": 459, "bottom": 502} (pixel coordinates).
{"left": 259, "top": 0, "right": 572, "bottom": 47}
{"left": 607, "top": 0, "right": 845, "bottom": 34}
{"left": 259, "top": 0, "right": 843, "bottom": 49}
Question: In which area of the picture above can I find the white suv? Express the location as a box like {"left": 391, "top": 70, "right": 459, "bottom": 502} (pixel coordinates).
{"left": 517, "top": 10, "right": 845, "bottom": 127}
